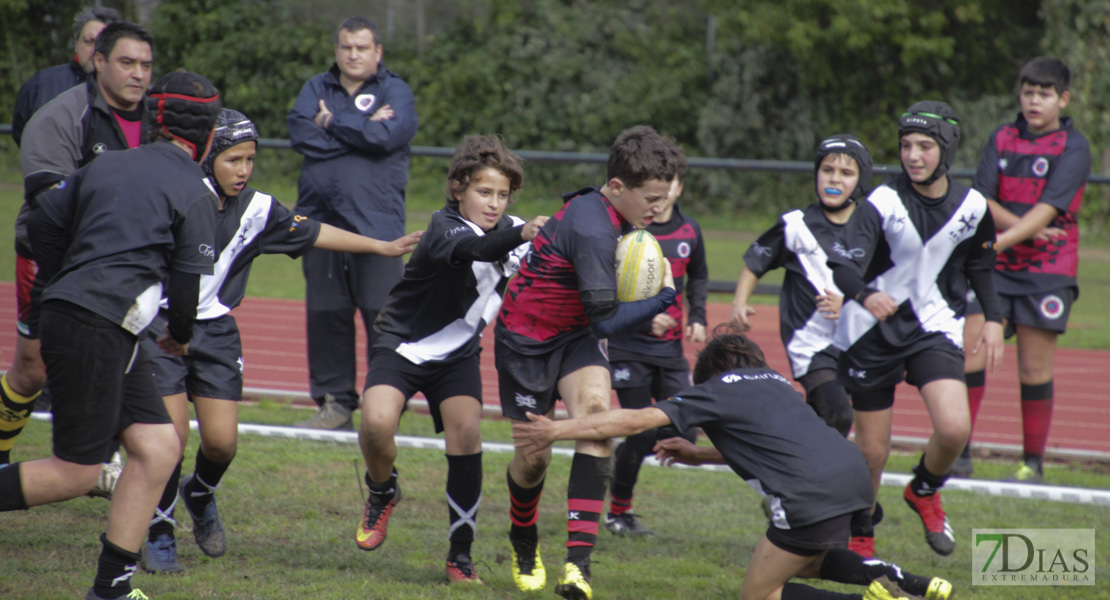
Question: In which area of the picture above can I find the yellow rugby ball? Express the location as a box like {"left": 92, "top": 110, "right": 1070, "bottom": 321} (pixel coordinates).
{"left": 616, "top": 230, "right": 666, "bottom": 302}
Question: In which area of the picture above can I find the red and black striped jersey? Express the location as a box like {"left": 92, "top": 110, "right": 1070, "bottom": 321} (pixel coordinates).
{"left": 974, "top": 114, "right": 1090, "bottom": 294}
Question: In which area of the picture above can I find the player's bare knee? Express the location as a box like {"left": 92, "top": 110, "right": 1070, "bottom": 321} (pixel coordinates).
{"left": 445, "top": 420, "right": 482, "bottom": 454}
{"left": 514, "top": 449, "right": 550, "bottom": 482}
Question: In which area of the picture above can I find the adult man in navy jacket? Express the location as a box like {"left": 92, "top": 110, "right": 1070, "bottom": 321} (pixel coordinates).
{"left": 11, "top": 6, "right": 121, "bottom": 146}
{"left": 288, "top": 15, "right": 418, "bottom": 429}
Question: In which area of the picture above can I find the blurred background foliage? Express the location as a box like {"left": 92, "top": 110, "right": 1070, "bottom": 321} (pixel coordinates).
{"left": 1, "top": 0, "right": 1108, "bottom": 232}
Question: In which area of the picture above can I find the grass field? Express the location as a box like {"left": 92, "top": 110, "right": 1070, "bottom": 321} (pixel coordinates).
{"left": 2, "top": 403, "right": 1109, "bottom": 599}
{"left": 2, "top": 155, "right": 1109, "bottom": 598}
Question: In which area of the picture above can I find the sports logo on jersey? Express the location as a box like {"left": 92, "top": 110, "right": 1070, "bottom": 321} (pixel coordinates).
{"left": 848, "top": 368, "right": 867, "bottom": 380}
{"left": 198, "top": 244, "right": 216, "bottom": 259}
{"left": 355, "top": 93, "right": 376, "bottom": 112}
{"left": 612, "top": 367, "right": 631, "bottom": 382}
{"left": 677, "top": 242, "right": 691, "bottom": 258}
{"left": 1040, "top": 294, "right": 1064, "bottom": 320}
{"left": 237, "top": 356, "right": 244, "bottom": 374}
{"left": 998, "top": 157, "right": 1008, "bottom": 171}
{"left": 444, "top": 225, "right": 469, "bottom": 239}
{"left": 950, "top": 213, "right": 978, "bottom": 241}
{"left": 750, "top": 241, "right": 773, "bottom": 257}
{"left": 1032, "top": 157, "right": 1050, "bottom": 178}
{"left": 885, "top": 214, "right": 906, "bottom": 233}
{"left": 288, "top": 214, "right": 307, "bottom": 233}
{"left": 722, "top": 374, "right": 742, "bottom": 383}
{"left": 515, "top": 393, "right": 537, "bottom": 409}
{"left": 598, "top": 338, "right": 609, "bottom": 361}
{"left": 832, "top": 242, "right": 865, "bottom": 259}
{"left": 92, "top": 142, "right": 108, "bottom": 155}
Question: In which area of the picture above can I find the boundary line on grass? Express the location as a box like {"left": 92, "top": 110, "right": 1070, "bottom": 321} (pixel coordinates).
{"left": 27, "top": 414, "right": 1110, "bottom": 506}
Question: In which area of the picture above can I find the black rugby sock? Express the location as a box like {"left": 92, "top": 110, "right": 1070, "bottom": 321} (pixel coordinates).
{"left": 446, "top": 452, "right": 482, "bottom": 560}
{"left": 93, "top": 533, "right": 141, "bottom": 599}
{"left": 508, "top": 469, "right": 544, "bottom": 540}
{"left": 149, "top": 461, "right": 182, "bottom": 539}
{"left": 187, "top": 447, "right": 235, "bottom": 513}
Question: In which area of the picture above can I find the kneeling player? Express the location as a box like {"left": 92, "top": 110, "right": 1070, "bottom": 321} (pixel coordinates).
{"left": 512, "top": 326, "right": 952, "bottom": 600}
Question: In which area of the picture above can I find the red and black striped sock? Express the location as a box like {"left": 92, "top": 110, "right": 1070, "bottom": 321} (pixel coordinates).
{"left": 608, "top": 493, "right": 632, "bottom": 516}
{"left": 566, "top": 453, "right": 609, "bottom": 565}
{"left": 1020, "top": 381, "right": 1053, "bottom": 470}
{"left": 508, "top": 469, "right": 544, "bottom": 540}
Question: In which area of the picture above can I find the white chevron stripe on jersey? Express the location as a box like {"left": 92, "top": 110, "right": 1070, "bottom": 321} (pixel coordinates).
{"left": 781, "top": 210, "right": 840, "bottom": 377}
{"left": 395, "top": 216, "right": 529, "bottom": 364}
{"left": 195, "top": 192, "right": 274, "bottom": 320}
{"left": 835, "top": 186, "right": 988, "bottom": 351}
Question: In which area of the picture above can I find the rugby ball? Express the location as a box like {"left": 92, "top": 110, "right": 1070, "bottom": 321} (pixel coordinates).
{"left": 616, "top": 230, "right": 666, "bottom": 302}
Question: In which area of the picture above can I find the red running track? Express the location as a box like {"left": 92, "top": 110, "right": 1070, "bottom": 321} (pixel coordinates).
{"left": 2, "top": 282, "right": 1108, "bottom": 456}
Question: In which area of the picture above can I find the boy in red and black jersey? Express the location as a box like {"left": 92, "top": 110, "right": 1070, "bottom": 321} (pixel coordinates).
{"left": 961, "top": 57, "right": 1091, "bottom": 483}
{"left": 496, "top": 125, "right": 679, "bottom": 599}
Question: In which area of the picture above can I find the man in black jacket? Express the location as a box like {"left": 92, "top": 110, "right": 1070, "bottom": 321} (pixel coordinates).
{"left": 11, "top": 6, "right": 121, "bottom": 146}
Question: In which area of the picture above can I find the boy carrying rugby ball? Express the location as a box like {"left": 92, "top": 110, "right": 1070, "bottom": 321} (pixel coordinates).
{"left": 495, "top": 125, "right": 678, "bottom": 599}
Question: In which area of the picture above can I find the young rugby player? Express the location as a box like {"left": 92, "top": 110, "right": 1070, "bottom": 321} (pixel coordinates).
{"left": 604, "top": 142, "right": 707, "bottom": 537}
{"left": 137, "top": 109, "right": 422, "bottom": 574}
{"left": 958, "top": 57, "right": 1091, "bottom": 483}
{"left": 1, "top": 71, "right": 220, "bottom": 600}
{"left": 512, "top": 326, "right": 953, "bottom": 600}
{"left": 355, "top": 135, "right": 545, "bottom": 584}
{"left": 496, "top": 125, "right": 678, "bottom": 599}
{"left": 732, "top": 134, "right": 874, "bottom": 438}
{"left": 828, "top": 101, "right": 1005, "bottom": 557}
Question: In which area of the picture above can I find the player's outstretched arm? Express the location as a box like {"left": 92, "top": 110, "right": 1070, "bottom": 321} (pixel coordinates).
{"left": 653, "top": 437, "right": 724, "bottom": 466}
{"left": 313, "top": 223, "right": 423, "bottom": 256}
{"left": 512, "top": 408, "right": 671, "bottom": 455}
{"left": 730, "top": 268, "right": 760, "bottom": 330}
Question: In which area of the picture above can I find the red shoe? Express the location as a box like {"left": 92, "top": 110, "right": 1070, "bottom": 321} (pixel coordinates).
{"left": 849, "top": 535, "right": 875, "bottom": 559}
{"left": 446, "top": 555, "right": 483, "bottom": 584}
{"left": 903, "top": 484, "right": 954, "bottom": 556}
{"left": 356, "top": 483, "right": 402, "bottom": 552}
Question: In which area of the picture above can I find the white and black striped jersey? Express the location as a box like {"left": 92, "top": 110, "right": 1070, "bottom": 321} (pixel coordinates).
{"left": 374, "top": 208, "right": 529, "bottom": 365}
{"left": 161, "top": 186, "right": 321, "bottom": 321}
{"left": 743, "top": 203, "right": 845, "bottom": 378}
{"left": 829, "top": 175, "right": 996, "bottom": 362}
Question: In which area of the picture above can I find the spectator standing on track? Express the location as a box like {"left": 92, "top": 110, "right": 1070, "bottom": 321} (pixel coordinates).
{"left": 288, "top": 15, "right": 418, "bottom": 431}
{"left": 11, "top": 6, "right": 121, "bottom": 146}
